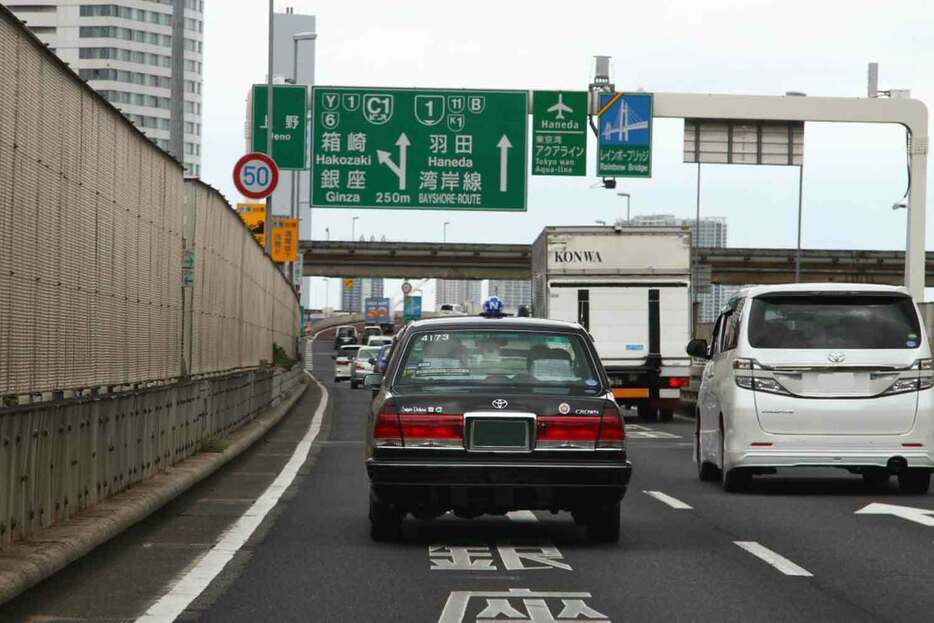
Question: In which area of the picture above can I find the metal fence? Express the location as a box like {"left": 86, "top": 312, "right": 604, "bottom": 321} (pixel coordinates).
{"left": 0, "top": 9, "right": 300, "bottom": 398}
{"left": 0, "top": 365, "right": 304, "bottom": 549}
{"left": 184, "top": 181, "right": 300, "bottom": 376}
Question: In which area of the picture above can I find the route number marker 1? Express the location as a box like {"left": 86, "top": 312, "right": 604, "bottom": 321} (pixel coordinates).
{"left": 233, "top": 152, "right": 280, "bottom": 200}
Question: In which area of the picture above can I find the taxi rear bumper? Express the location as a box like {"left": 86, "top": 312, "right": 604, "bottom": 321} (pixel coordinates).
{"left": 367, "top": 458, "right": 632, "bottom": 513}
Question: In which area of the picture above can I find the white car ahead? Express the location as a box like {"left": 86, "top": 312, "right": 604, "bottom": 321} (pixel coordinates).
{"left": 335, "top": 345, "right": 363, "bottom": 382}
{"left": 351, "top": 346, "right": 383, "bottom": 388}
{"left": 688, "top": 283, "right": 934, "bottom": 493}
{"left": 367, "top": 335, "right": 393, "bottom": 348}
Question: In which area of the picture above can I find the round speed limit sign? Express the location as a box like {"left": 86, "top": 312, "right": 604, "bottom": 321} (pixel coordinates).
{"left": 233, "top": 152, "right": 280, "bottom": 200}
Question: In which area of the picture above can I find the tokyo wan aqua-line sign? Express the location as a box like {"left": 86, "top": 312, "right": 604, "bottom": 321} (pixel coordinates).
{"left": 311, "top": 87, "right": 528, "bottom": 211}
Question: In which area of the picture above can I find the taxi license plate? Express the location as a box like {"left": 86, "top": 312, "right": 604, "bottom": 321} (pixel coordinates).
{"left": 469, "top": 419, "right": 529, "bottom": 451}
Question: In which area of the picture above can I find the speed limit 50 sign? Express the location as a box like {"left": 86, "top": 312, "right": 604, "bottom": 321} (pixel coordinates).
{"left": 233, "top": 152, "right": 280, "bottom": 200}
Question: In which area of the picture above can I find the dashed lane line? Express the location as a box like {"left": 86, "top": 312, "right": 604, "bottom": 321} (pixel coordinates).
{"left": 734, "top": 541, "right": 813, "bottom": 577}
{"left": 643, "top": 490, "right": 693, "bottom": 510}
{"left": 506, "top": 510, "right": 539, "bottom": 522}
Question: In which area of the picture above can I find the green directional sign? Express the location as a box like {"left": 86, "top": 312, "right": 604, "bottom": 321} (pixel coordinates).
{"left": 252, "top": 84, "right": 308, "bottom": 170}
{"left": 532, "top": 91, "right": 587, "bottom": 176}
{"left": 311, "top": 87, "right": 528, "bottom": 211}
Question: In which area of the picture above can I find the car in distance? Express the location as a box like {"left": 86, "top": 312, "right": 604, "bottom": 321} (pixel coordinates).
{"left": 689, "top": 283, "right": 934, "bottom": 493}
{"left": 334, "top": 345, "right": 363, "bottom": 382}
{"left": 334, "top": 325, "right": 358, "bottom": 350}
{"left": 364, "top": 314, "right": 632, "bottom": 542}
{"left": 351, "top": 346, "right": 383, "bottom": 388}
{"left": 367, "top": 335, "right": 393, "bottom": 348}
{"left": 363, "top": 325, "right": 382, "bottom": 341}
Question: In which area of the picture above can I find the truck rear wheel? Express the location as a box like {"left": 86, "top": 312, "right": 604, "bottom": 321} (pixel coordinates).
{"left": 638, "top": 405, "right": 658, "bottom": 422}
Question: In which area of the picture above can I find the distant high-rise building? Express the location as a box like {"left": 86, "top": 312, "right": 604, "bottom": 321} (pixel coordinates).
{"left": 340, "top": 278, "right": 384, "bottom": 313}
{"left": 7, "top": 0, "right": 205, "bottom": 177}
{"left": 489, "top": 280, "right": 531, "bottom": 313}
{"left": 436, "top": 280, "right": 482, "bottom": 313}
{"left": 629, "top": 214, "right": 739, "bottom": 322}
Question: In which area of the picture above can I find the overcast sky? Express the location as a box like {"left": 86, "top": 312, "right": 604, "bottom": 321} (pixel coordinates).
{"left": 199, "top": 1, "right": 934, "bottom": 307}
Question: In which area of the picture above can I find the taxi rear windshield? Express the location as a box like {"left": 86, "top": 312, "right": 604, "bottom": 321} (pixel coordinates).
{"left": 395, "top": 330, "right": 602, "bottom": 393}
{"left": 748, "top": 294, "right": 922, "bottom": 349}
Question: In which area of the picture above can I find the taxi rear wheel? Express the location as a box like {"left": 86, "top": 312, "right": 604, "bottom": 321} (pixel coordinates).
{"left": 584, "top": 502, "right": 620, "bottom": 543}
{"left": 369, "top": 489, "right": 402, "bottom": 542}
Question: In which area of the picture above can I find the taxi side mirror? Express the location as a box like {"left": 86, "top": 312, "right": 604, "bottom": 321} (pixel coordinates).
{"left": 686, "top": 338, "right": 709, "bottom": 359}
{"left": 364, "top": 374, "right": 383, "bottom": 390}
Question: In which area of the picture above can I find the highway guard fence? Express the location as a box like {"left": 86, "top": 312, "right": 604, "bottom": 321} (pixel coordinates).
{"left": 0, "top": 364, "right": 304, "bottom": 549}
{"left": 0, "top": 7, "right": 300, "bottom": 399}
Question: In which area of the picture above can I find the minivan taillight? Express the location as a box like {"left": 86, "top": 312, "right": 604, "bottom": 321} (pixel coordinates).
{"left": 400, "top": 414, "right": 463, "bottom": 448}
{"left": 597, "top": 403, "right": 626, "bottom": 449}
{"left": 373, "top": 403, "right": 403, "bottom": 447}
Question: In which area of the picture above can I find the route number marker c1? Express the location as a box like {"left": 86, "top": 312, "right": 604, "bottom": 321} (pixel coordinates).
{"left": 233, "top": 152, "right": 280, "bottom": 200}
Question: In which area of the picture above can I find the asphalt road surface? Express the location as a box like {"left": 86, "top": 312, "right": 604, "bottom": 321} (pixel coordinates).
{"left": 5, "top": 335, "right": 934, "bottom": 622}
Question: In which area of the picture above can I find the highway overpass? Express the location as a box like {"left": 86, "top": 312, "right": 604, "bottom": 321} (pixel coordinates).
{"left": 301, "top": 240, "right": 934, "bottom": 286}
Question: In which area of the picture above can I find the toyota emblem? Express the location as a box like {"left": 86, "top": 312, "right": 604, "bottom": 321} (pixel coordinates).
{"left": 492, "top": 399, "right": 508, "bottom": 409}
{"left": 827, "top": 351, "right": 846, "bottom": 363}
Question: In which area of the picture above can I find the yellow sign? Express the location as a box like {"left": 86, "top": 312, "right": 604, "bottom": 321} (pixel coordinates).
{"left": 343, "top": 278, "right": 355, "bottom": 289}
{"left": 236, "top": 202, "right": 267, "bottom": 247}
{"left": 270, "top": 217, "right": 299, "bottom": 263}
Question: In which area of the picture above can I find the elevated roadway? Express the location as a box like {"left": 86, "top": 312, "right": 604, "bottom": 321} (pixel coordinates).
{"left": 301, "top": 240, "right": 934, "bottom": 286}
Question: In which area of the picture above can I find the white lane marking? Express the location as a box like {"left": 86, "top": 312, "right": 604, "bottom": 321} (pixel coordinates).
{"left": 506, "top": 510, "right": 538, "bottom": 522}
{"left": 643, "top": 490, "right": 693, "bottom": 510}
{"left": 626, "top": 424, "right": 681, "bottom": 439}
{"left": 136, "top": 369, "right": 329, "bottom": 622}
{"left": 734, "top": 541, "right": 813, "bottom": 577}
{"left": 855, "top": 503, "right": 934, "bottom": 527}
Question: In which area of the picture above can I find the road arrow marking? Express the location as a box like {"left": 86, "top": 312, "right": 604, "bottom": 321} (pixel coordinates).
{"left": 496, "top": 134, "right": 512, "bottom": 192}
{"left": 855, "top": 502, "right": 934, "bottom": 527}
{"left": 376, "top": 132, "right": 410, "bottom": 190}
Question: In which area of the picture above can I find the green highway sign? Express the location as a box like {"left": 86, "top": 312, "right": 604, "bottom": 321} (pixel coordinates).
{"left": 252, "top": 84, "right": 308, "bottom": 170}
{"left": 597, "top": 92, "right": 653, "bottom": 178}
{"left": 311, "top": 87, "right": 528, "bottom": 211}
{"left": 532, "top": 91, "right": 587, "bottom": 176}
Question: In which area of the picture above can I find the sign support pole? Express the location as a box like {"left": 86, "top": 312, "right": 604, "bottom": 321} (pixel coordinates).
{"left": 265, "top": 0, "right": 275, "bottom": 256}
{"left": 795, "top": 164, "right": 804, "bottom": 282}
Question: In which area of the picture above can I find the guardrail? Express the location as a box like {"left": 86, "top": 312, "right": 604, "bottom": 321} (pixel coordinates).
{"left": 0, "top": 365, "right": 303, "bottom": 549}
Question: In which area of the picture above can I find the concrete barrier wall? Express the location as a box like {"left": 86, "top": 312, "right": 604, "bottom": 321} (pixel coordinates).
{"left": 0, "top": 365, "right": 304, "bottom": 549}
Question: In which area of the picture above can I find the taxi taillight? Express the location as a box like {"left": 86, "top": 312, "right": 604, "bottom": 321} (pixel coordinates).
{"left": 537, "top": 404, "right": 624, "bottom": 450}
{"left": 400, "top": 414, "right": 464, "bottom": 448}
{"left": 596, "top": 403, "right": 626, "bottom": 449}
{"left": 373, "top": 403, "right": 403, "bottom": 447}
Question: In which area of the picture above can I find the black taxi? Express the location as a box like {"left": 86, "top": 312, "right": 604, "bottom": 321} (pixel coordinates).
{"left": 363, "top": 313, "right": 632, "bottom": 542}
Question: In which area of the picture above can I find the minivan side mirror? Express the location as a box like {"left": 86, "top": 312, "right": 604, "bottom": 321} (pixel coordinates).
{"left": 686, "top": 338, "right": 709, "bottom": 359}
{"left": 364, "top": 374, "right": 383, "bottom": 390}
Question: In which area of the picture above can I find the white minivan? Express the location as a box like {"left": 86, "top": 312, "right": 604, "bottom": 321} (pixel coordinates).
{"left": 688, "top": 283, "right": 934, "bottom": 493}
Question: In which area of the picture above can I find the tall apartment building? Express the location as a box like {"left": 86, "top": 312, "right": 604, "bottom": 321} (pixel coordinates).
{"left": 436, "top": 280, "right": 482, "bottom": 313}
{"left": 488, "top": 280, "right": 531, "bottom": 313}
{"left": 7, "top": 0, "right": 204, "bottom": 177}
{"left": 341, "top": 278, "right": 384, "bottom": 313}
{"left": 629, "top": 214, "right": 740, "bottom": 322}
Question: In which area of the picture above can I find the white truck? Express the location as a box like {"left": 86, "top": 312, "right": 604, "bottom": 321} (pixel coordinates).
{"left": 531, "top": 225, "right": 693, "bottom": 421}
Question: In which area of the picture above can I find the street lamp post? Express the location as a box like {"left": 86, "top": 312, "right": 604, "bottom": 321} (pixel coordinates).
{"left": 351, "top": 216, "right": 359, "bottom": 241}
{"left": 290, "top": 31, "right": 316, "bottom": 288}
{"left": 443, "top": 221, "right": 450, "bottom": 243}
{"left": 617, "top": 192, "right": 631, "bottom": 223}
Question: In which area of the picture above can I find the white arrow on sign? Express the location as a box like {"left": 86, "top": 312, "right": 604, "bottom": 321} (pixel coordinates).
{"left": 855, "top": 503, "right": 934, "bottom": 527}
{"left": 496, "top": 134, "right": 512, "bottom": 192}
{"left": 376, "top": 133, "right": 410, "bottom": 190}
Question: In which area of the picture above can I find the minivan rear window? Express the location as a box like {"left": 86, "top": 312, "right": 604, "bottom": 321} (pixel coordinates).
{"left": 337, "top": 327, "right": 354, "bottom": 337}
{"left": 748, "top": 294, "right": 922, "bottom": 349}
